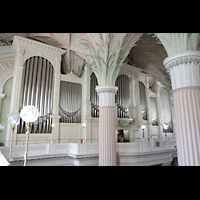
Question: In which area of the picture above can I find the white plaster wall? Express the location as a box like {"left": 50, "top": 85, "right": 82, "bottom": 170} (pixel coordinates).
{"left": 59, "top": 123, "right": 82, "bottom": 143}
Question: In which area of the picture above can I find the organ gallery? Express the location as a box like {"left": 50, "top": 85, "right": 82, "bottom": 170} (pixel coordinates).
{"left": 0, "top": 33, "right": 200, "bottom": 166}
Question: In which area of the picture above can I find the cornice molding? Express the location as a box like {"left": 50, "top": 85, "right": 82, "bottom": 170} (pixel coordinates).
{"left": 12, "top": 36, "right": 66, "bottom": 56}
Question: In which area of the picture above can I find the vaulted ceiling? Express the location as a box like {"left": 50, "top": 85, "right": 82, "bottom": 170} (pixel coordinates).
{"left": 129, "top": 33, "right": 170, "bottom": 87}
{"left": 0, "top": 33, "right": 200, "bottom": 90}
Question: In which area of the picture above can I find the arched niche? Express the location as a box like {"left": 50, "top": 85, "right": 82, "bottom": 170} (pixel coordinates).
{"left": 115, "top": 74, "right": 130, "bottom": 118}
{"left": 139, "top": 81, "right": 147, "bottom": 120}
{"left": 90, "top": 72, "right": 99, "bottom": 118}
{"left": 0, "top": 77, "right": 13, "bottom": 143}
{"left": 160, "top": 87, "right": 172, "bottom": 132}
{"left": 17, "top": 56, "right": 55, "bottom": 134}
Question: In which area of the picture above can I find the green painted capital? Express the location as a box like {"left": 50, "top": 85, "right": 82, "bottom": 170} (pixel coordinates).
{"left": 75, "top": 33, "right": 139, "bottom": 86}
{"left": 153, "top": 33, "right": 200, "bottom": 56}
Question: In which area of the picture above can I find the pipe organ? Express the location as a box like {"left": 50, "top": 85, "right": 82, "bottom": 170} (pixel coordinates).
{"left": 17, "top": 56, "right": 54, "bottom": 134}
{"left": 59, "top": 81, "right": 82, "bottom": 123}
{"left": 90, "top": 72, "right": 99, "bottom": 118}
{"left": 150, "top": 97, "right": 158, "bottom": 126}
{"left": 90, "top": 73, "right": 130, "bottom": 118}
{"left": 139, "top": 82, "right": 147, "bottom": 120}
{"left": 115, "top": 75, "right": 130, "bottom": 118}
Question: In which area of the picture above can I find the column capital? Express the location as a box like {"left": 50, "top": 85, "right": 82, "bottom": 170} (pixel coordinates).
{"left": 96, "top": 85, "right": 118, "bottom": 107}
{"left": 163, "top": 50, "right": 200, "bottom": 90}
{"left": 163, "top": 50, "right": 200, "bottom": 70}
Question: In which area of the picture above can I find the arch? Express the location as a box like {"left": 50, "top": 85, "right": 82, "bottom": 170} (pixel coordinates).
{"left": 0, "top": 71, "right": 13, "bottom": 91}
{"left": 115, "top": 74, "right": 130, "bottom": 118}
{"left": 23, "top": 52, "right": 58, "bottom": 74}
{"left": 139, "top": 81, "right": 147, "bottom": 120}
{"left": 23, "top": 56, "right": 55, "bottom": 73}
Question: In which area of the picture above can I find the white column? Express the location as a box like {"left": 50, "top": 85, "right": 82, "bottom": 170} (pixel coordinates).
{"left": 51, "top": 58, "right": 61, "bottom": 143}
{"left": 132, "top": 75, "right": 142, "bottom": 127}
{"left": 155, "top": 81, "right": 162, "bottom": 138}
{"left": 96, "top": 85, "right": 118, "bottom": 166}
{"left": 163, "top": 50, "right": 200, "bottom": 166}
{"left": 82, "top": 64, "right": 92, "bottom": 143}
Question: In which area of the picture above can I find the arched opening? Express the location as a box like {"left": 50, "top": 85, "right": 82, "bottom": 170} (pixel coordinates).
{"left": 0, "top": 77, "right": 13, "bottom": 143}
{"left": 90, "top": 72, "right": 99, "bottom": 118}
{"left": 160, "top": 87, "right": 173, "bottom": 133}
{"left": 115, "top": 74, "right": 130, "bottom": 118}
{"left": 139, "top": 81, "right": 147, "bottom": 120}
{"left": 59, "top": 81, "right": 82, "bottom": 123}
{"left": 17, "top": 56, "right": 54, "bottom": 134}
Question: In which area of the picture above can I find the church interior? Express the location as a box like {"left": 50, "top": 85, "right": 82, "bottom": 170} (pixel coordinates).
{"left": 0, "top": 33, "right": 200, "bottom": 166}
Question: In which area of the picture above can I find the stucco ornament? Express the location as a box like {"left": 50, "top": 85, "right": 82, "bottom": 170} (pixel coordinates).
{"left": 153, "top": 33, "right": 200, "bottom": 56}
{"left": 75, "top": 33, "right": 139, "bottom": 86}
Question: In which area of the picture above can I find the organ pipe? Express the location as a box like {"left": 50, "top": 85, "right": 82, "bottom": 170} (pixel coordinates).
{"left": 90, "top": 73, "right": 99, "bottom": 118}
{"left": 115, "top": 75, "right": 130, "bottom": 118}
{"left": 59, "top": 81, "right": 82, "bottom": 123}
{"left": 17, "top": 56, "right": 54, "bottom": 134}
{"left": 90, "top": 73, "right": 130, "bottom": 118}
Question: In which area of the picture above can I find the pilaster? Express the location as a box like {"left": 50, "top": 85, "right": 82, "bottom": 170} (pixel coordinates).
{"left": 81, "top": 64, "right": 92, "bottom": 143}
{"left": 128, "top": 76, "right": 134, "bottom": 119}
{"left": 133, "top": 75, "right": 141, "bottom": 121}
{"left": 51, "top": 59, "right": 62, "bottom": 143}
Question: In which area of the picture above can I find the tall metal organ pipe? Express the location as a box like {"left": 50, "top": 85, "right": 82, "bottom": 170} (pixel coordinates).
{"left": 90, "top": 72, "right": 99, "bottom": 118}
{"left": 59, "top": 81, "right": 82, "bottom": 123}
{"left": 17, "top": 56, "right": 54, "bottom": 134}
{"left": 115, "top": 75, "right": 130, "bottom": 118}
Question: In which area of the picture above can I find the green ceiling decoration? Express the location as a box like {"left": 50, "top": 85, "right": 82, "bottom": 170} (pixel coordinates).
{"left": 75, "top": 33, "right": 139, "bottom": 86}
{"left": 153, "top": 33, "right": 200, "bottom": 56}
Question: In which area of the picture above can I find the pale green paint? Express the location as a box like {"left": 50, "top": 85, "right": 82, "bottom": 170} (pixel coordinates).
{"left": 0, "top": 77, "right": 13, "bottom": 143}
{"left": 153, "top": 33, "right": 200, "bottom": 56}
{"left": 75, "top": 33, "right": 139, "bottom": 86}
{"left": 61, "top": 52, "right": 85, "bottom": 78}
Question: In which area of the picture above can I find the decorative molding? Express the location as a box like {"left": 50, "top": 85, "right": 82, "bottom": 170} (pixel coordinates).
{"left": 0, "top": 71, "right": 13, "bottom": 88}
{"left": 12, "top": 36, "right": 66, "bottom": 56}
{"left": 163, "top": 51, "right": 200, "bottom": 90}
{"left": 163, "top": 50, "right": 200, "bottom": 70}
{"left": 118, "top": 118, "right": 134, "bottom": 127}
{"left": 96, "top": 85, "right": 118, "bottom": 107}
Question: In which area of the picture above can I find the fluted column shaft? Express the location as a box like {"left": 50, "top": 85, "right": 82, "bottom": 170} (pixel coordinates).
{"left": 164, "top": 50, "right": 200, "bottom": 166}
{"left": 172, "top": 87, "right": 200, "bottom": 166}
{"left": 96, "top": 85, "right": 118, "bottom": 166}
